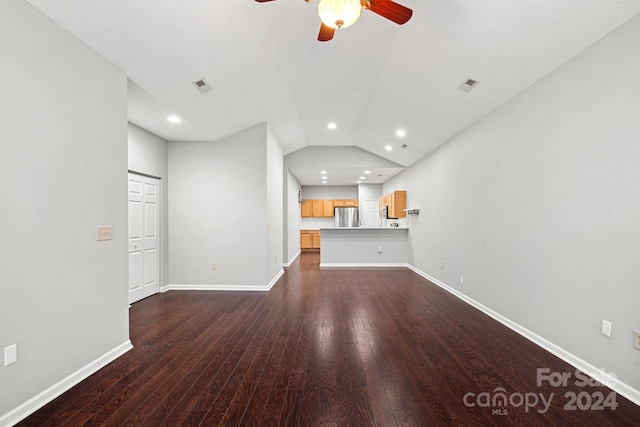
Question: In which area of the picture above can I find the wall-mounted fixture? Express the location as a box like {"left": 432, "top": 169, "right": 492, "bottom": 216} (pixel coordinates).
{"left": 404, "top": 208, "right": 420, "bottom": 215}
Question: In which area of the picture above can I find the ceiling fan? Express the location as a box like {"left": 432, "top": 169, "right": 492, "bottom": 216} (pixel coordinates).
{"left": 255, "top": 0, "right": 413, "bottom": 42}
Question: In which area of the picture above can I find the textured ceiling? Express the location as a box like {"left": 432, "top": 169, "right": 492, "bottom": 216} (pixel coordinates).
{"left": 26, "top": 0, "right": 640, "bottom": 183}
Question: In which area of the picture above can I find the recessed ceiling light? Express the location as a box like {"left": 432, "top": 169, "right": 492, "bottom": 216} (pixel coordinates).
{"left": 385, "top": 145, "right": 393, "bottom": 151}
{"left": 321, "top": 171, "right": 327, "bottom": 174}
{"left": 364, "top": 170, "right": 371, "bottom": 174}
{"left": 396, "top": 129, "right": 406, "bottom": 137}
{"left": 328, "top": 123, "right": 337, "bottom": 130}
{"left": 356, "top": 181, "right": 362, "bottom": 184}
{"left": 359, "top": 176, "right": 365, "bottom": 180}
{"left": 322, "top": 181, "right": 328, "bottom": 184}
{"left": 167, "top": 115, "right": 181, "bottom": 124}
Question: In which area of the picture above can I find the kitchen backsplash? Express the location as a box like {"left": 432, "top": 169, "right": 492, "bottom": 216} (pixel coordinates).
{"left": 301, "top": 218, "right": 334, "bottom": 229}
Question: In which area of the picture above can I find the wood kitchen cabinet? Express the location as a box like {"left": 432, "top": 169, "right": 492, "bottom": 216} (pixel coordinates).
{"left": 322, "top": 199, "right": 334, "bottom": 217}
{"left": 301, "top": 199, "right": 313, "bottom": 218}
{"left": 335, "top": 199, "right": 358, "bottom": 207}
{"left": 311, "top": 200, "right": 323, "bottom": 217}
{"left": 300, "top": 230, "right": 320, "bottom": 250}
{"left": 379, "top": 191, "right": 406, "bottom": 218}
{"left": 300, "top": 199, "right": 358, "bottom": 218}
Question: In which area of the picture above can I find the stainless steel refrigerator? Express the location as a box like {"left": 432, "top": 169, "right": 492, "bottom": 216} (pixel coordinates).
{"left": 334, "top": 206, "right": 359, "bottom": 227}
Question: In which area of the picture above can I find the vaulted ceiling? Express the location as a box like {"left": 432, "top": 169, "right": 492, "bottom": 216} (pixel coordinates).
{"left": 27, "top": 0, "right": 640, "bottom": 183}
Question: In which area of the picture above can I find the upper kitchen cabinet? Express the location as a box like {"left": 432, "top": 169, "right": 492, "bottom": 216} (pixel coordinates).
{"left": 312, "top": 200, "right": 323, "bottom": 217}
{"left": 380, "top": 191, "right": 406, "bottom": 218}
{"left": 300, "top": 199, "right": 358, "bottom": 218}
{"left": 301, "top": 199, "right": 313, "bottom": 218}
{"left": 331, "top": 199, "right": 358, "bottom": 207}
{"left": 322, "top": 199, "right": 334, "bottom": 217}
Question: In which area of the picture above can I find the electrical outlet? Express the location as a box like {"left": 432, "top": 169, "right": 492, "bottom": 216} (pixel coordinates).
{"left": 4, "top": 344, "right": 17, "bottom": 366}
{"left": 377, "top": 246, "right": 382, "bottom": 253}
{"left": 211, "top": 262, "right": 217, "bottom": 270}
{"left": 440, "top": 260, "right": 445, "bottom": 269}
{"left": 634, "top": 330, "right": 640, "bottom": 350}
{"left": 601, "top": 320, "right": 612, "bottom": 338}
{"left": 460, "top": 276, "right": 464, "bottom": 285}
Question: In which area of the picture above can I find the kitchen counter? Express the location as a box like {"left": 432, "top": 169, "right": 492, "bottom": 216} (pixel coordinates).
{"left": 319, "top": 227, "right": 409, "bottom": 230}
{"left": 319, "top": 227, "right": 408, "bottom": 267}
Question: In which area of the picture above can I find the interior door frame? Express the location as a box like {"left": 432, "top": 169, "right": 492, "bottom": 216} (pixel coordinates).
{"left": 128, "top": 170, "right": 163, "bottom": 304}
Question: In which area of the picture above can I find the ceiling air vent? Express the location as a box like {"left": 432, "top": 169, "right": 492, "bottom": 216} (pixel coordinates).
{"left": 458, "top": 78, "right": 480, "bottom": 93}
{"left": 192, "top": 79, "right": 213, "bottom": 94}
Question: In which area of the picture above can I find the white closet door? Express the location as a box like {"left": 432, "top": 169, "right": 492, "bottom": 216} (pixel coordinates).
{"left": 128, "top": 173, "right": 160, "bottom": 304}
{"left": 363, "top": 199, "right": 380, "bottom": 228}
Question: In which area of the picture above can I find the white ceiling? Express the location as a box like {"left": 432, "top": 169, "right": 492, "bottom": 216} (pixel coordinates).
{"left": 27, "top": 0, "right": 640, "bottom": 184}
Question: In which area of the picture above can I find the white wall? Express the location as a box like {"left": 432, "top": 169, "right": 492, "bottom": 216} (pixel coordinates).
{"left": 285, "top": 171, "right": 302, "bottom": 265}
{"left": 384, "top": 13, "right": 640, "bottom": 394}
{"left": 127, "top": 122, "right": 169, "bottom": 289}
{"left": 128, "top": 122, "right": 168, "bottom": 178}
{"left": 302, "top": 185, "right": 358, "bottom": 199}
{"left": 285, "top": 146, "right": 404, "bottom": 168}
{"left": 168, "top": 123, "right": 282, "bottom": 289}
{"left": 266, "top": 124, "right": 284, "bottom": 278}
{"left": 0, "top": 0, "right": 129, "bottom": 420}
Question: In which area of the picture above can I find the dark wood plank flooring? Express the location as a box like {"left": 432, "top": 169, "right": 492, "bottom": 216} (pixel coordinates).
{"left": 18, "top": 252, "right": 640, "bottom": 426}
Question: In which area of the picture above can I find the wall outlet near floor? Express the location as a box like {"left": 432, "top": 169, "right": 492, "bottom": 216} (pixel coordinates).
{"left": 633, "top": 330, "right": 640, "bottom": 350}
{"left": 211, "top": 262, "right": 217, "bottom": 270}
{"left": 440, "top": 260, "right": 445, "bottom": 269}
{"left": 377, "top": 246, "right": 382, "bottom": 254}
{"left": 460, "top": 276, "right": 464, "bottom": 285}
{"left": 601, "top": 320, "right": 612, "bottom": 338}
{"left": 4, "top": 344, "right": 17, "bottom": 366}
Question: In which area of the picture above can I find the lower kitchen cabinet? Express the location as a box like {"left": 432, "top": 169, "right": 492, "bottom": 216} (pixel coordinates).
{"left": 300, "top": 230, "right": 321, "bottom": 250}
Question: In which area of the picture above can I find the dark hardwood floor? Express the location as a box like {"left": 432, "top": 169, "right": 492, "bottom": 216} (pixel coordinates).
{"left": 18, "top": 252, "right": 639, "bottom": 426}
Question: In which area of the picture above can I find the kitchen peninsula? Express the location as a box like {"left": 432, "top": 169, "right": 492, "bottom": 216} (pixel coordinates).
{"left": 319, "top": 227, "right": 409, "bottom": 267}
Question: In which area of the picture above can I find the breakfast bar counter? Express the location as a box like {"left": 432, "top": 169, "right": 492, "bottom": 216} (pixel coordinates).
{"left": 319, "top": 227, "right": 409, "bottom": 267}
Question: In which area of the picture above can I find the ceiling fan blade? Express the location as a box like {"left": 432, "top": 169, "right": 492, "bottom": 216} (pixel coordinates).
{"left": 318, "top": 23, "right": 335, "bottom": 42}
{"left": 367, "top": 0, "right": 412, "bottom": 25}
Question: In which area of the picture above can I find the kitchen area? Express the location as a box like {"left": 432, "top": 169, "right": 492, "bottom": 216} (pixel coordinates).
{"left": 299, "top": 187, "right": 414, "bottom": 267}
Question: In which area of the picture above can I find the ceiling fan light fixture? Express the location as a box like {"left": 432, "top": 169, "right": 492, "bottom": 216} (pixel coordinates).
{"left": 318, "top": 0, "right": 361, "bottom": 30}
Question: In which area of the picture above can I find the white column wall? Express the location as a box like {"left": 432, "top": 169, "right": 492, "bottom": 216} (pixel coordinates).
{"left": 0, "top": 0, "right": 129, "bottom": 419}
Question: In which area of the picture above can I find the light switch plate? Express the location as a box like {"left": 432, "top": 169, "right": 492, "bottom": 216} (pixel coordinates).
{"left": 96, "top": 226, "right": 112, "bottom": 241}
{"left": 4, "top": 344, "right": 17, "bottom": 366}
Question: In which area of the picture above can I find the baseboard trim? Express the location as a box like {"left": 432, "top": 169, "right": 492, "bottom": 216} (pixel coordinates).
{"left": 284, "top": 250, "right": 301, "bottom": 267}
{"left": 267, "top": 268, "right": 285, "bottom": 289}
{"left": 162, "top": 269, "right": 284, "bottom": 293}
{"left": 320, "top": 262, "right": 408, "bottom": 268}
{"left": 406, "top": 264, "right": 640, "bottom": 407}
{"left": 0, "top": 340, "right": 133, "bottom": 427}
